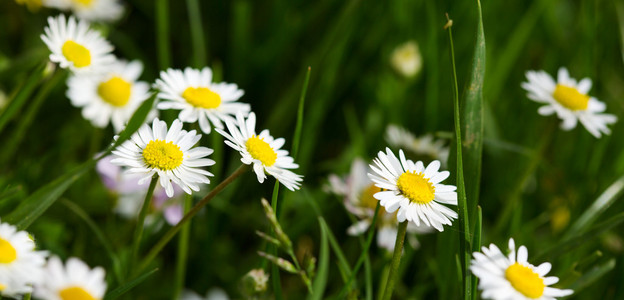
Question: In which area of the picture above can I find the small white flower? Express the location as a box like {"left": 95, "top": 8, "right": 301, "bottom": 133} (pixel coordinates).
{"left": 471, "top": 238, "right": 573, "bottom": 300}
{"left": 390, "top": 40, "right": 422, "bottom": 78}
{"left": 0, "top": 220, "right": 47, "bottom": 297}
{"left": 111, "top": 118, "right": 215, "bottom": 197}
{"left": 67, "top": 59, "right": 153, "bottom": 132}
{"left": 385, "top": 125, "right": 449, "bottom": 166}
{"left": 40, "top": 14, "right": 115, "bottom": 73}
{"left": 367, "top": 148, "right": 458, "bottom": 231}
{"left": 328, "top": 159, "right": 430, "bottom": 251}
{"left": 215, "top": 112, "right": 303, "bottom": 191}
{"left": 155, "top": 67, "right": 250, "bottom": 134}
{"left": 522, "top": 67, "right": 617, "bottom": 138}
{"left": 70, "top": 0, "right": 124, "bottom": 22}
{"left": 35, "top": 256, "right": 106, "bottom": 300}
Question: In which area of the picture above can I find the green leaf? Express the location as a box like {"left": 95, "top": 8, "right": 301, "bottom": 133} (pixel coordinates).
{"left": 565, "top": 175, "right": 624, "bottom": 238}
{"left": 567, "top": 259, "right": 616, "bottom": 292}
{"left": 4, "top": 93, "right": 156, "bottom": 230}
{"left": 471, "top": 206, "right": 482, "bottom": 300}
{"left": 308, "top": 217, "right": 329, "bottom": 300}
{"left": 103, "top": 268, "right": 159, "bottom": 300}
{"left": 318, "top": 217, "right": 353, "bottom": 284}
{"left": 536, "top": 212, "right": 624, "bottom": 261}
{"left": 0, "top": 62, "right": 47, "bottom": 135}
{"left": 291, "top": 66, "right": 312, "bottom": 160}
{"left": 462, "top": 0, "right": 485, "bottom": 226}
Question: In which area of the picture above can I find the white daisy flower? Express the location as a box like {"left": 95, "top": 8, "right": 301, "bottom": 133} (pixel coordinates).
{"left": 0, "top": 220, "right": 47, "bottom": 297}
{"left": 40, "top": 14, "right": 115, "bottom": 73}
{"left": 67, "top": 59, "right": 153, "bottom": 132}
{"left": 522, "top": 67, "right": 617, "bottom": 138}
{"left": 367, "top": 148, "right": 458, "bottom": 231}
{"left": 327, "top": 159, "right": 431, "bottom": 251}
{"left": 111, "top": 118, "right": 215, "bottom": 197}
{"left": 215, "top": 112, "right": 303, "bottom": 191}
{"left": 471, "top": 238, "right": 573, "bottom": 300}
{"left": 385, "top": 124, "right": 449, "bottom": 167}
{"left": 35, "top": 256, "right": 106, "bottom": 300}
{"left": 69, "top": 0, "right": 124, "bottom": 22}
{"left": 155, "top": 67, "right": 250, "bottom": 134}
{"left": 390, "top": 40, "right": 423, "bottom": 78}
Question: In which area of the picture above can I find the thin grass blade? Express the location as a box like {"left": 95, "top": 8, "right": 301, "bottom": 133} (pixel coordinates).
{"left": 104, "top": 268, "right": 159, "bottom": 300}
{"left": 308, "top": 217, "right": 329, "bottom": 300}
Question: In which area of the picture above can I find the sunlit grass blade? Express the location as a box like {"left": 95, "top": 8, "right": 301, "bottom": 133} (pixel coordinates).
{"left": 536, "top": 212, "right": 624, "bottom": 261}
{"left": 0, "top": 62, "right": 47, "bottom": 135}
{"left": 103, "top": 268, "right": 159, "bottom": 300}
{"left": 156, "top": 0, "right": 172, "bottom": 69}
{"left": 4, "top": 94, "right": 156, "bottom": 230}
{"left": 308, "top": 217, "right": 329, "bottom": 300}
{"left": 567, "top": 259, "right": 616, "bottom": 293}
{"left": 565, "top": 175, "right": 624, "bottom": 238}
{"left": 61, "top": 199, "right": 124, "bottom": 285}
{"left": 0, "top": 69, "right": 65, "bottom": 165}
{"left": 186, "top": 0, "right": 207, "bottom": 67}
{"left": 446, "top": 13, "right": 472, "bottom": 300}
{"left": 291, "top": 66, "right": 311, "bottom": 159}
{"left": 462, "top": 0, "right": 485, "bottom": 226}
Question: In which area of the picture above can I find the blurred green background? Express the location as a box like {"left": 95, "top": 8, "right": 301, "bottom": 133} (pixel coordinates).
{"left": 1, "top": 0, "right": 624, "bottom": 299}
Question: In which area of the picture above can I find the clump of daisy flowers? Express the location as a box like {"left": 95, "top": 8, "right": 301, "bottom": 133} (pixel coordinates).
{"left": 522, "top": 67, "right": 617, "bottom": 138}
{"left": 471, "top": 238, "right": 573, "bottom": 300}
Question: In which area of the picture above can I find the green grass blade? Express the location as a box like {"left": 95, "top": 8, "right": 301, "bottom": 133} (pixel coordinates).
{"left": 471, "top": 206, "right": 482, "bottom": 300}
{"left": 61, "top": 199, "right": 124, "bottom": 285}
{"left": 156, "top": 0, "right": 172, "bottom": 69}
{"left": 104, "top": 268, "right": 159, "bottom": 300}
{"left": 617, "top": 1, "right": 624, "bottom": 64}
{"left": 318, "top": 217, "right": 353, "bottom": 284}
{"left": 446, "top": 14, "right": 472, "bottom": 300}
{"left": 308, "top": 217, "right": 329, "bottom": 300}
{"left": 536, "top": 212, "right": 624, "bottom": 261}
{"left": 270, "top": 182, "right": 283, "bottom": 300}
{"left": 462, "top": 0, "right": 485, "bottom": 226}
{"left": 0, "top": 62, "right": 47, "bottom": 135}
{"left": 567, "top": 259, "right": 616, "bottom": 293}
{"left": 565, "top": 175, "right": 624, "bottom": 238}
{"left": 185, "top": 0, "right": 207, "bottom": 67}
{"left": 291, "top": 66, "right": 312, "bottom": 160}
{"left": 4, "top": 94, "right": 156, "bottom": 230}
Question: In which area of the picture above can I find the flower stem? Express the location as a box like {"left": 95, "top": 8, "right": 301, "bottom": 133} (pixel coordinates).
{"left": 172, "top": 193, "right": 192, "bottom": 299}
{"left": 130, "top": 176, "right": 159, "bottom": 274}
{"left": 136, "top": 164, "right": 249, "bottom": 274}
{"left": 380, "top": 220, "right": 408, "bottom": 300}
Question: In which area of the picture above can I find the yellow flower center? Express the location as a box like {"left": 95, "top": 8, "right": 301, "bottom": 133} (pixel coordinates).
{"left": 0, "top": 238, "right": 17, "bottom": 264}
{"left": 142, "top": 140, "right": 183, "bottom": 171}
{"left": 396, "top": 171, "right": 435, "bottom": 204}
{"left": 182, "top": 87, "right": 221, "bottom": 109}
{"left": 505, "top": 263, "right": 545, "bottom": 299}
{"left": 360, "top": 184, "right": 381, "bottom": 210}
{"left": 552, "top": 84, "right": 589, "bottom": 111}
{"left": 73, "top": 0, "right": 93, "bottom": 6}
{"left": 62, "top": 41, "right": 91, "bottom": 68}
{"left": 97, "top": 76, "right": 132, "bottom": 107}
{"left": 246, "top": 136, "right": 277, "bottom": 166}
{"left": 0, "top": 283, "right": 5, "bottom": 291}
{"left": 59, "top": 286, "right": 97, "bottom": 300}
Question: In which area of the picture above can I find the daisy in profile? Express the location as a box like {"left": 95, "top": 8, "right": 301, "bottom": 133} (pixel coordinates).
{"left": 35, "top": 256, "right": 106, "bottom": 300}
{"left": 522, "top": 67, "right": 617, "bottom": 138}
{"left": 67, "top": 59, "right": 153, "bottom": 132}
{"left": 385, "top": 124, "right": 449, "bottom": 166}
{"left": 41, "top": 14, "right": 115, "bottom": 73}
{"left": 215, "top": 112, "right": 303, "bottom": 191}
{"left": 327, "top": 159, "right": 430, "bottom": 251}
{"left": 367, "top": 148, "right": 457, "bottom": 231}
{"left": 471, "top": 238, "right": 573, "bottom": 300}
{"left": 155, "top": 67, "right": 250, "bottom": 134}
{"left": 111, "top": 118, "right": 215, "bottom": 197}
{"left": 0, "top": 220, "right": 47, "bottom": 297}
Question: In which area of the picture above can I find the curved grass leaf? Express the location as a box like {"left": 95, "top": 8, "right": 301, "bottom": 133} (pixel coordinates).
{"left": 104, "top": 268, "right": 159, "bottom": 300}
{"left": 308, "top": 217, "right": 329, "bottom": 300}
{"left": 567, "top": 259, "right": 616, "bottom": 293}
{"left": 318, "top": 217, "right": 352, "bottom": 284}
{"left": 0, "top": 62, "right": 47, "bottom": 135}
{"left": 4, "top": 94, "right": 156, "bottom": 230}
